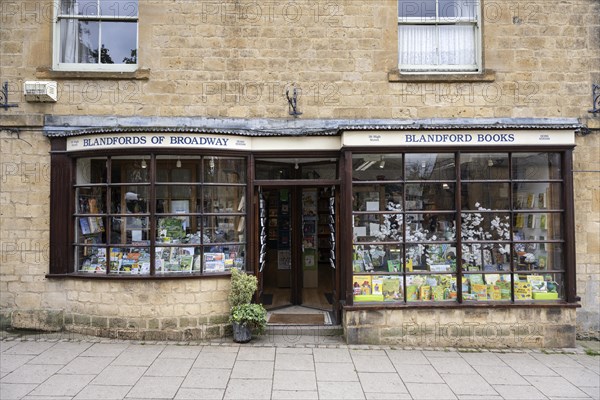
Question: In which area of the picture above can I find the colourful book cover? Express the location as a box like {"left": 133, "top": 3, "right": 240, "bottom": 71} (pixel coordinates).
{"left": 419, "top": 285, "right": 432, "bottom": 301}
{"left": 432, "top": 286, "right": 445, "bottom": 301}
{"left": 371, "top": 276, "right": 383, "bottom": 296}
{"left": 79, "top": 218, "right": 91, "bottom": 235}
{"left": 382, "top": 276, "right": 402, "bottom": 301}
{"left": 406, "top": 285, "right": 419, "bottom": 301}
{"left": 527, "top": 275, "right": 547, "bottom": 292}
{"left": 487, "top": 284, "right": 502, "bottom": 300}
{"left": 471, "top": 284, "right": 488, "bottom": 300}
{"left": 353, "top": 275, "right": 372, "bottom": 296}
{"left": 514, "top": 281, "right": 532, "bottom": 300}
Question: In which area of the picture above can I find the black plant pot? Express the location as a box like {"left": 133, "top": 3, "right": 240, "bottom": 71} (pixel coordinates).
{"left": 232, "top": 322, "right": 252, "bottom": 343}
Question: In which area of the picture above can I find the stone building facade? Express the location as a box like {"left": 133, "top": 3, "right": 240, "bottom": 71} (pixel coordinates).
{"left": 0, "top": 0, "right": 598, "bottom": 346}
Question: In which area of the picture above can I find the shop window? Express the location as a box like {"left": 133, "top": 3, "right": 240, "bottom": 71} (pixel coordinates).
{"left": 74, "top": 155, "right": 247, "bottom": 275}
{"left": 397, "top": 0, "right": 481, "bottom": 72}
{"left": 54, "top": 0, "right": 138, "bottom": 71}
{"left": 351, "top": 152, "right": 565, "bottom": 304}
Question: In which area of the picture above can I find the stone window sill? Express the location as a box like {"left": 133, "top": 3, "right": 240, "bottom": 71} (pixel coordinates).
{"left": 388, "top": 69, "right": 496, "bottom": 83}
{"left": 36, "top": 68, "right": 150, "bottom": 80}
{"left": 45, "top": 272, "right": 231, "bottom": 280}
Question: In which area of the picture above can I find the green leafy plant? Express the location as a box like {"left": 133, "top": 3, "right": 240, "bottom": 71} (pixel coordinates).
{"left": 228, "top": 268, "right": 267, "bottom": 336}
{"left": 228, "top": 268, "right": 257, "bottom": 307}
{"left": 230, "top": 303, "right": 267, "bottom": 335}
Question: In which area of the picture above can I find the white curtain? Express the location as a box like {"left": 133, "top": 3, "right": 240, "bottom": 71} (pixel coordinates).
{"left": 59, "top": 0, "right": 77, "bottom": 63}
{"left": 399, "top": 24, "right": 476, "bottom": 68}
{"left": 59, "top": 0, "right": 96, "bottom": 63}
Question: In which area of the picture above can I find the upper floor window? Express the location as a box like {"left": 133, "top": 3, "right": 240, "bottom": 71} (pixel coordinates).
{"left": 398, "top": 0, "right": 481, "bottom": 73}
{"left": 54, "top": 0, "right": 138, "bottom": 71}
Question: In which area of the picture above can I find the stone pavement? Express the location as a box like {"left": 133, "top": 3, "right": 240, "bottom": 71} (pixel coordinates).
{"left": 0, "top": 330, "right": 598, "bottom": 400}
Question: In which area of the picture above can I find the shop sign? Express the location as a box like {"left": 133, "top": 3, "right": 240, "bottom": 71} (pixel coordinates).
{"left": 342, "top": 130, "right": 576, "bottom": 147}
{"left": 67, "top": 133, "right": 250, "bottom": 151}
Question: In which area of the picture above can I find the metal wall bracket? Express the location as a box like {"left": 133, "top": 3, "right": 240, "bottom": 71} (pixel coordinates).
{"left": 589, "top": 84, "right": 600, "bottom": 114}
{"left": 0, "top": 81, "right": 18, "bottom": 110}
{"left": 286, "top": 87, "right": 302, "bottom": 118}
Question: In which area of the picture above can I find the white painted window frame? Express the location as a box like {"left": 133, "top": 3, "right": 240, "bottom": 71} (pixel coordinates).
{"left": 398, "top": 0, "right": 482, "bottom": 74}
{"left": 52, "top": 0, "right": 139, "bottom": 72}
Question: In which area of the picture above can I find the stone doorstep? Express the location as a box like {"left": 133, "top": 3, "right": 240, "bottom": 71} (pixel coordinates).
{"left": 265, "top": 325, "right": 344, "bottom": 336}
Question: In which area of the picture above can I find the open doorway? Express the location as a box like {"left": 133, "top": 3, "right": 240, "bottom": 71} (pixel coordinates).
{"left": 259, "top": 187, "right": 335, "bottom": 313}
{"left": 255, "top": 156, "right": 339, "bottom": 325}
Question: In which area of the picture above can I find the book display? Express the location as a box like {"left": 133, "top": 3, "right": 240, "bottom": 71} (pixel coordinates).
{"left": 351, "top": 152, "right": 565, "bottom": 304}
{"left": 74, "top": 156, "right": 246, "bottom": 275}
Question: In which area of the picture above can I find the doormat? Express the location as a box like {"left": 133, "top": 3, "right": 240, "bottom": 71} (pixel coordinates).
{"left": 268, "top": 313, "right": 325, "bottom": 325}
{"left": 260, "top": 294, "right": 273, "bottom": 305}
{"left": 324, "top": 293, "right": 333, "bottom": 305}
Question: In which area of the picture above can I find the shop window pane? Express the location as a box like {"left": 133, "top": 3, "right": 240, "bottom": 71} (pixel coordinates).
{"left": 255, "top": 162, "right": 292, "bottom": 180}
{"left": 460, "top": 153, "right": 509, "bottom": 180}
{"left": 76, "top": 246, "right": 107, "bottom": 273}
{"left": 154, "top": 246, "right": 199, "bottom": 273}
{"left": 111, "top": 216, "right": 149, "bottom": 245}
{"left": 405, "top": 153, "right": 455, "bottom": 181}
{"left": 353, "top": 184, "right": 403, "bottom": 211}
{"left": 300, "top": 162, "right": 337, "bottom": 179}
{"left": 111, "top": 157, "right": 150, "bottom": 183}
{"left": 76, "top": 187, "right": 106, "bottom": 214}
{"left": 111, "top": 186, "right": 149, "bottom": 213}
{"left": 353, "top": 154, "right": 403, "bottom": 181}
{"left": 109, "top": 247, "right": 151, "bottom": 275}
{"left": 515, "top": 273, "right": 563, "bottom": 301}
{"left": 462, "top": 182, "right": 510, "bottom": 210}
{"left": 156, "top": 216, "right": 190, "bottom": 242}
{"left": 406, "top": 183, "right": 455, "bottom": 210}
{"left": 406, "top": 274, "right": 456, "bottom": 302}
{"left": 204, "top": 157, "right": 246, "bottom": 183}
{"left": 353, "top": 274, "right": 404, "bottom": 303}
{"left": 353, "top": 244, "right": 403, "bottom": 273}
{"left": 461, "top": 243, "right": 510, "bottom": 272}
{"left": 155, "top": 187, "right": 198, "bottom": 213}
{"left": 156, "top": 156, "right": 200, "bottom": 182}
{"left": 514, "top": 242, "right": 564, "bottom": 272}
{"left": 462, "top": 273, "right": 512, "bottom": 301}
{"left": 406, "top": 243, "right": 457, "bottom": 271}
{"left": 461, "top": 212, "right": 511, "bottom": 241}
{"left": 513, "top": 183, "right": 562, "bottom": 210}
{"left": 406, "top": 213, "right": 456, "bottom": 241}
{"left": 512, "top": 153, "right": 562, "bottom": 180}
{"left": 203, "top": 215, "right": 245, "bottom": 243}
{"left": 513, "top": 212, "right": 562, "bottom": 242}
{"left": 203, "top": 246, "right": 245, "bottom": 273}
{"left": 76, "top": 157, "right": 107, "bottom": 184}
{"left": 203, "top": 186, "right": 246, "bottom": 213}
{"left": 76, "top": 216, "right": 106, "bottom": 243}
{"left": 353, "top": 213, "right": 402, "bottom": 243}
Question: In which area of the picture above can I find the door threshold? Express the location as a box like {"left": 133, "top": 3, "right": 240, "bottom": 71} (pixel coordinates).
{"left": 267, "top": 305, "right": 334, "bottom": 325}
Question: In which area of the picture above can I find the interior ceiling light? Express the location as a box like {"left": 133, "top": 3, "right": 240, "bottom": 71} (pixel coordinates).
{"left": 176, "top": 157, "right": 182, "bottom": 168}
{"left": 379, "top": 156, "right": 385, "bottom": 169}
{"left": 141, "top": 159, "right": 147, "bottom": 169}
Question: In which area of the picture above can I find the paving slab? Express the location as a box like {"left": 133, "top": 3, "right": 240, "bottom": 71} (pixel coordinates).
{"left": 173, "top": 388, "right": 224, "bottom": 400}
{"left": 223, "top": 378, "right": 272, "bottom": 400}
{"left": 358, "top": 372, "right": 408, "bottom": 394}
{"left": 126, "top": 376, "right": 184, "bottom": 399}
{"left": 405, "top": 382, "right": 458, "bottom": 400}
{"left": 491, "top": 384, "right": 548, "bottom": 400}
{"left": 58, "top": 356, "right": 114, "bottom": 375}
{"left": 0, "top": 383, "right": 37, "bottom": 400}
{"left": 313, "top": 348, "right": 352, "bottom": 363}
{"left": 275, "top": 353, "right": 314, "bottom": 370}
{"left": 442, "top": 373, "right": 499, "bottom": 396}
{"left": 315, "top": 362, "right": 359, "bottom": 381}
{"left": 273, "top": 370, "right": 317, "bottom": 391}
{"left": 317, "top": 380, "right": 365, "bottom": 400}
{"left": 91, "top": 365, "right": 146, "bottom": 386}
{"left": 474, "top": 365, "right": 530, "bottom": 385}
{"left": 144, "top": 358, "right": 194, "bottom": 377}
{"left": 180, "top": 368, "right": 231, "bottom": 389}
{"left": 525, "top": 375, "right": 591, "bottom": 398}
{"left": 1, "top": 363, "right": 64, "bottom": 384}
{"left": 192, "top": 351, "right": 236, "bottom": 369}
{"left": 394, "top": 363, "right": 445, "bottom": 383}
{"left": 73, "top": 384, "right": 132, "bottom": 400}
{"left": 28, "top": 374, "right": 95, "bottom": 397}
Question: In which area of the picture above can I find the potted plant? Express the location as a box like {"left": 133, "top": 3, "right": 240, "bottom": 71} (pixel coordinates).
{"left": 228, "top": 268, "right": 267, "bottom": 343}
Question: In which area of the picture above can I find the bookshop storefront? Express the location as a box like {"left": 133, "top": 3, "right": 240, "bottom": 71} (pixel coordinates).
{"left": 46, "top": 123, "right": 580, "bottom": 347}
